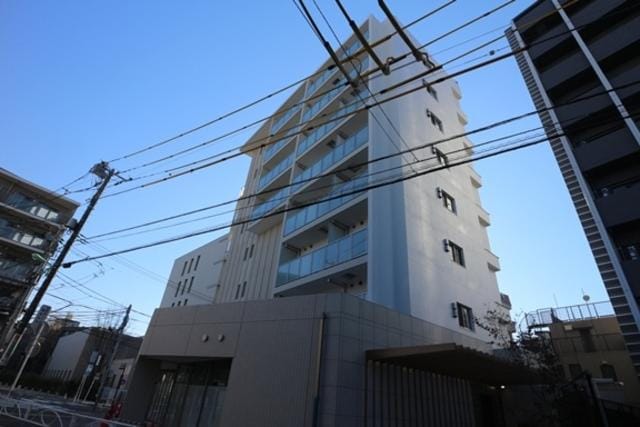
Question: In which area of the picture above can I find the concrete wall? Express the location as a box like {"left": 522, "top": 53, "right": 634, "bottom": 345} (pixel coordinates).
{"left": 122, "top": 294, "right": 489, "bottom": 426}
{"left": 159, "top": 234, "right": 229, "bottom": 308}
{"left": 43, "top": 330, "right": 89, "bottom": 381}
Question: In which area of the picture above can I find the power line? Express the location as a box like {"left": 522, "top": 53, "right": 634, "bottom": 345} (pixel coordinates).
{"left": 83, "top": 78, "right": 640, "bottom": 243}
{"left": 63, "top": 107, "right": 640, "bottom": 268}
{"left": 107, "top": 0, "right": 461, "bottom": 165}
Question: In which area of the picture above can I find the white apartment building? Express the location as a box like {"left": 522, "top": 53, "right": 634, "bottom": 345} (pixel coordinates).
{"left": 159, "top": 234, "right": 228, "bottom": 308}
{"left": 215, "top": 16, "right": 504, "bottom": 341}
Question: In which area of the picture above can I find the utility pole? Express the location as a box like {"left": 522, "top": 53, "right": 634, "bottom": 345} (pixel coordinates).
{"left": 13, "top": 162, "right": 114, "bottom": 336}
{"left": 93, "top": 304, "right": 131, "bottom": 410}
{"left": 8, "top": 321, "right": 46, "bottom": 395}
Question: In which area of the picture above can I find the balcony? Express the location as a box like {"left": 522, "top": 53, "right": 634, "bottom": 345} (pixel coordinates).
{"left": 0, "top": 222, "right": 48, "bottom": 252}
{"left": 291, "top": 126, "right": 368, "bottom": 194}
{"left": 477, "top": 204, "right": 491, "bottom": 227}
{"left": 249, "top": 186, "right": 291, "bottom": 234}
{"left": 587, "top": 13, "right": 640, "bottom": 62}
{"left": 539, "top": 49, "right": 589, "bottom": 91}
{"left": 297, "top": 97, "right": 365, "bottom": 158}
{"left": 0, "top": 190, "right": 62, "bottom": 226}
{"left": 0, "top": 258, "right": 34, "bottom": 284}
{"left": 257, "top": 152, "right": 294, "bottom": 192}
{"left": 263, "top": 127, "right": 298, "bottom": 164}
{"left": 486, "top": 249, "right": 500, "bottom": 272}
{"left": 306, "top": 66, "right": 339, "bottom": 98}
{"left": 271, "top": 104, "right": 302, "bottom": 135}
{"left": 573, "top": 127, "right": 638, "bottom": 172}
{"left": 596, "top": 178, "right": 640, "bottom": 228}
{"left": 301, "top": 57, "right": 369, "bottom": 125}
{"left": 284, "top": 175, "right": 368, "bottom": 238}
{"left": 276, "top": 228, "right": 367, "bottom": 287}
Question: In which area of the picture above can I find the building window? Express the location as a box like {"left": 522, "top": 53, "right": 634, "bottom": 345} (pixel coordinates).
{"left": 181, "top": 261, "right": 188, "bottom": 276}
{"left": 249, "top": 244, "right": 255, "bottom": 259}
{"left": 177, "top": 301, "right": 182, "bottom": 306}
{"left": 423, "top": 80, "right": 438, "bottom": 100}
{"left": 243, "top": 247, "right": 249, "bottom": 261}
{"left": 568, "top": 363, "right": 582, "bottom": 379}
{"left": 171, "top": 302, "right": 175, "bottom": 307}
{"left": 426, "top": 109, "right": 443, "bottom": 132}
{"left": 194, "top": 255, "right": 201, "bottom": 271}
{"left": 188, "top": 258, "right": 194, "bottom": 273}
{"left": 181, "top": 279, "right": 187, "bottom": 295}
{"left": 600, "top": 363, "right": 617, "bottom": 381}
{"left": 433, "top": 147, "right": 448, "bottom": 166}
{"left": 456, "top": 303, "right": 474, "bottom": 330}
{"left": 188, "top": 277, "right": 194, "bottom": 293}
{"left": 445, "top": 240, "right": 465, "bottom": 266}
{"left": 174, "top": 281, "right": 181, "bottom": 297}
{"left": 241, "top": 281, "right": 247, "bottom": 298}
{"left": 438, "top": 188, "right": 456, "bottom": 214}
{"left": 184, "top": 299, "right": 188, "bottom": 306}
{"left": 235, "top": 284, "right": 241, "bottom": 300}
{"left": 579, "top": 328, "right": 596, "bottom": 352}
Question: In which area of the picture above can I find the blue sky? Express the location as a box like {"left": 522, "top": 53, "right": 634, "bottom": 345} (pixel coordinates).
{"left": 1, "top": 0, "right": 607, "bottom": 335}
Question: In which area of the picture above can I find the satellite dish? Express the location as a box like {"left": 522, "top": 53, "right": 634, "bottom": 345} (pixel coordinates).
{"left": 583, "top": 294, "right": 591, "bottom": 302}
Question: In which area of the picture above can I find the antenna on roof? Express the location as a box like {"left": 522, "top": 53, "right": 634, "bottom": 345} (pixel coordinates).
{"left": 334, "top": 0, "right": 391, "bottom": 75}
{"left": 378, "top": 0, "right": 433, "bottom": 68}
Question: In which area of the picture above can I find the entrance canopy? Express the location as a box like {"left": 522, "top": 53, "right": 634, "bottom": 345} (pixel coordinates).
{"left": 366, "top": 343, "right": 540, "bottom": 386}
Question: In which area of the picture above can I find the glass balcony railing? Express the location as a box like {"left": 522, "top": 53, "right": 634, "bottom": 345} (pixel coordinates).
{"left": 258, "top": 152, "right": 294, "bottom": 191}
{"left": 338, "top": 30, "right": 368, "bottom": 59}
{"left": 276, "top": 228, "right": 367, "bottom": 286}
{"left": 291, "top": 126, "right": 368, "bottom": 194}
{"left": 263, "top": 126, "right": 297, "bottom": 163}
{"left": 0, "top": 223, "right": 48, "bottom": 250}
{"left": 0, "top": 259, "right": 34, "bottom": 282}
{"left": 306, "top": 66, "right": 338, "bottom": 98}
{"left": 3, "top": 192, "right": 61, "bottom": 223}
{"left": 301, "top": 57, "right": 369, "bottom": 124}
{"left": 250, "top": 186, "right": 291, "bottom": 222}
{"left": 271, "top": 104, "right": 301, "bottom": 135}
{"left": 284, "top": 174, "right": 368, "bottom": 236}
{"left": 297, "top": 97, "right": 365, "bottom": 157}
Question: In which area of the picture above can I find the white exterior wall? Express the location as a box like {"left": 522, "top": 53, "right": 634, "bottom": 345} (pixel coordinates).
{"left": 216, "top": 17, "right": 504, "bottom": 343}
{"left": 159, "top": 234, "right": 229, "bottom": 308}
{"left": 43, "top": 331, "right": 88, "bottom": 380}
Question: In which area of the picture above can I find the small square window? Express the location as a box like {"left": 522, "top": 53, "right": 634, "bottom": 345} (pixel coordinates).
{"left": 447, "top": 241, "right": 465, "bottom": 267}
{"left": 433, "top": 147, "right": 448, "bottom": 167}
{"left": 440, "top": 190, "right": 456, "bottom": 214}
{"left": 456, "top": 303, "right": 474, "bottom": 330}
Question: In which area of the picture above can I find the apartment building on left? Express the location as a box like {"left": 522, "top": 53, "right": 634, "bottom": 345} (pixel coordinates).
{"left": 0, "top": 168, "right": 79, "bottom": 351}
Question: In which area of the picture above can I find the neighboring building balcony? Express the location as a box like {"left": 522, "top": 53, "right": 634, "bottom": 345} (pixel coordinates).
{"left": 284, "top": 175, "right": 368, "bottom": 238}
{"left": 270, "top": 104, "right": 302, "bottom": 136}
{"left": 0, "top": 222, "right": 49, "bottom": 253}
{"left": 276, "top": 227, "right": 367, "bottom": 288}
{"left": 257, "top": 152, "right": 294, "bottom": 192}
{"left": 0, "top": 258, "right": 34, "bottom": 284}
{"left": 595, "top": 177, "right": 640, "bottom": 228}
{"left": 525, "top": 301, "right": 614, "bottom": 329}
{"left": 0, "top": 187, "right": 64, "bottom": 228}
{"left": 552, "top": 333, "right": 627, "bottom": 354}
{"left": 573, "top": 127, "right": 638, "bottom": 172}
{"left": 296, "top": 96, "right": 365, "bottom": 158}
{"left": 291, "top": 126, "right": 368, "bottom": 195}
{"left": 587, "top": 13, "right": 640, "bottom": 62}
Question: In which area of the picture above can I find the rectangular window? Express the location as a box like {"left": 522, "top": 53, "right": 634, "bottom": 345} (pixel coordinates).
{"left": 181, "top": 280, "right": 186, "bottom": 295}
{"left": 184, "top": 299, "right": 188, "bottom": 306}
{"left": 241, "top": 281, "right": 247, "bottom": 298}
{"left": 433, "top": 147, "right": 448, "bottom": 166}
{"left": 188, "top": 277, "right": 194, "bottom": 293}
{"left": 440, "top": 189, "right": 456, "bottom": 214}
{"left": 448, "top": 241, "right": 465, "bottom": 266}
{"left": 243, "top": 247, "right": 249, "bottom": 261}
{"left": 249, "top": 244, "right": 255, "bottom": 259}
{"left": 187, "top": 258, "right": 194, "bottom": 273}
{"left": 177, "top": 301, "right": 182, "bottom": 306}
{"left": 194, "top": 255, "right": 201, "bottom": 271}
{"left": 171, "top": 302, "right": 175, "bottom": 307}
{"left": 423, "top": 80, "right": 438, "bottom": 100}
{"left": 235, "top": 284, "right": 241, "bottom": 300}
{"left": 427, "top": 109, "right": 443, "bottom": 132}
{"left": 181, "top": 261, "right": 188, "bottom": 276}
{"left": 456, "top": 303, "right": 474, "bottom": 330}
{"left": 174, "top": 281, "right": 181, "bottom": 297}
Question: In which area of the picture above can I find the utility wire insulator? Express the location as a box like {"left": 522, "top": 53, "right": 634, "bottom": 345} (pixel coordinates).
{"left": 378, "top": 0, "right": 431, "bottom": 68}
{"left": 334, "top": 0, "right": 390, "bottom": 75}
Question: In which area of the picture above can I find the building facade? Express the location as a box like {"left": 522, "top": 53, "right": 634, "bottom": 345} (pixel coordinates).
{"left": 216, "top": 16, "right": 504, "bottom": 342}
{"left": 507, "top": 0, "right": 640, "bottom": 373}
{"left": 526, "top": 301, "right": 640, "bottom": 406}
{"left": 159, "top": 234, "right": 229, "bottom": 308}
{"left": 0, "top": 168, "right": 79, "bottom": 351}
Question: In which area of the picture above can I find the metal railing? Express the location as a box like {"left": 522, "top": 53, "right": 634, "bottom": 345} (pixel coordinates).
{"left": 0, "top": 394, "right": 137, "bottom": 426}
{"left": 250, "top": 186, "right": 291, "bottom": 222}
{"left": 276, "top": 228, "right": 367, "bottom": 286}
{"left": 257, "top": 152, "right": 294, "bottom": 191}
{"left": 525, "top": 301, "right": 614, "bottom": 329}
{"left": 270, "top": 104, "right": 301, "bottom": 135}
